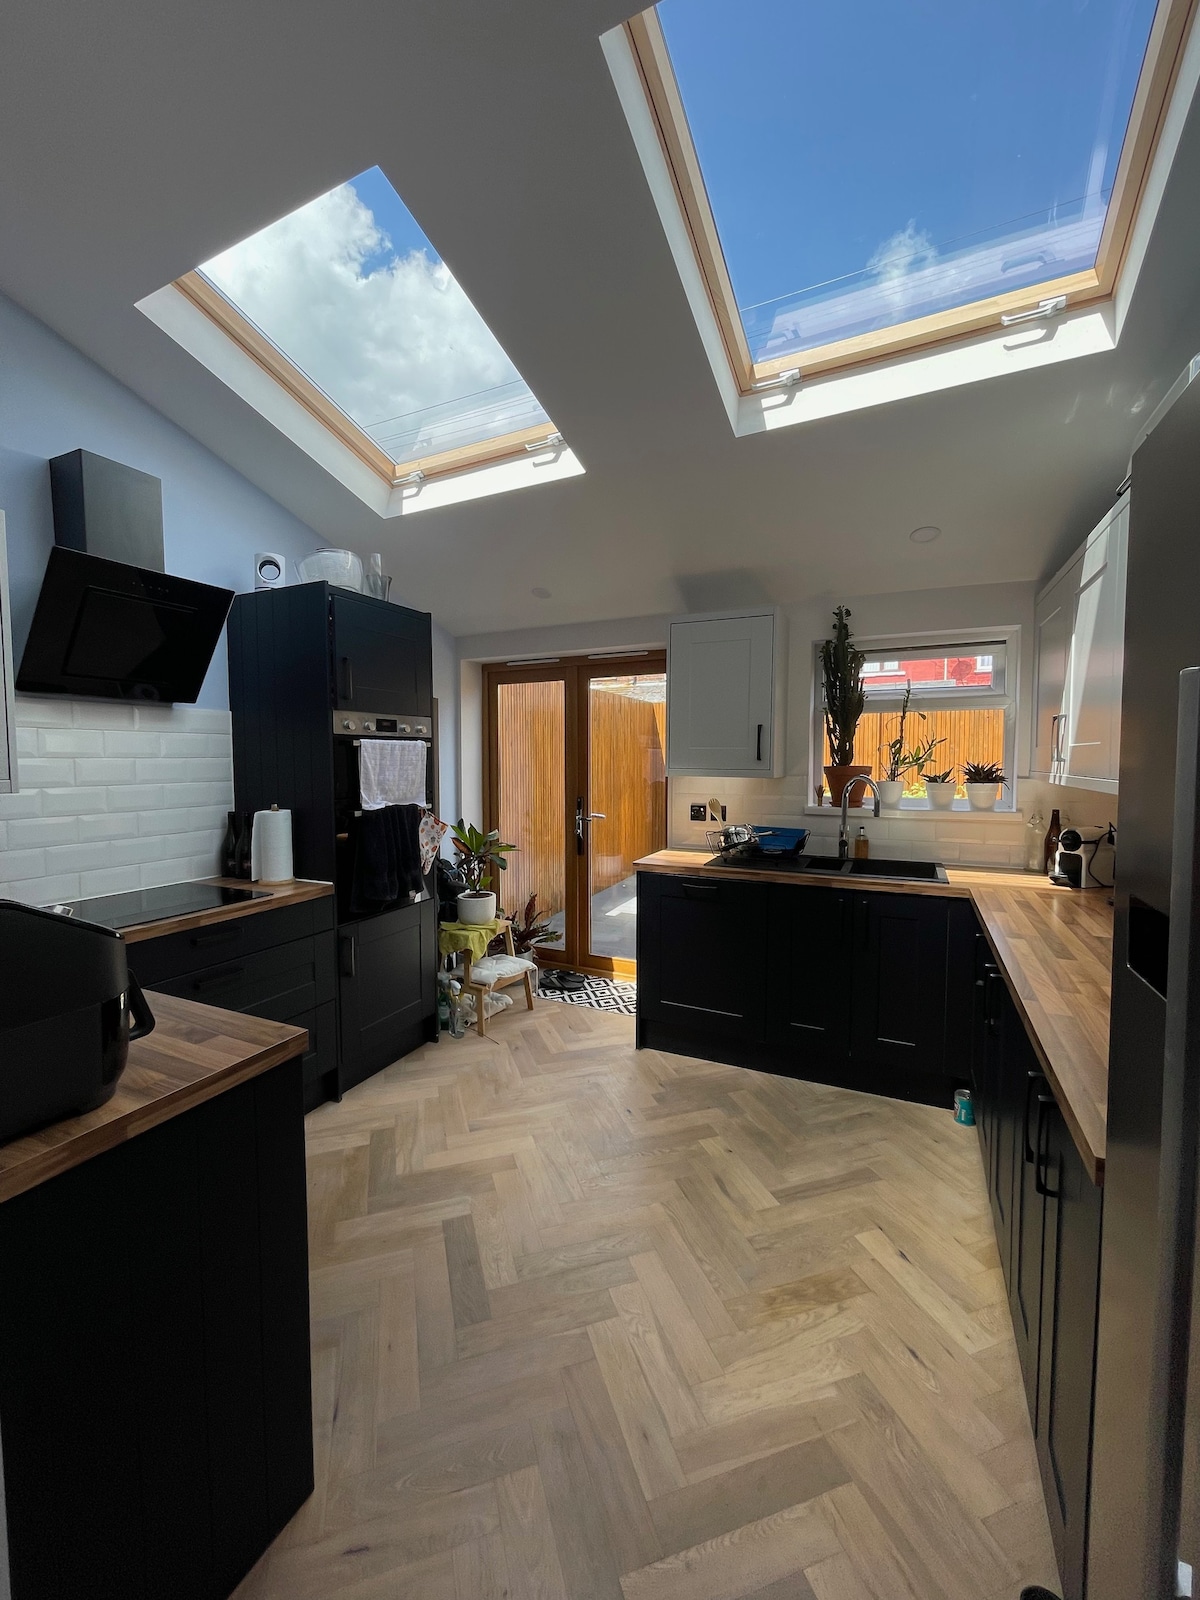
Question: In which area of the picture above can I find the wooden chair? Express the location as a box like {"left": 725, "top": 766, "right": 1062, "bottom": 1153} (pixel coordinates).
{"left": 460, "top": 921, "right": 537, "bottom": 1037}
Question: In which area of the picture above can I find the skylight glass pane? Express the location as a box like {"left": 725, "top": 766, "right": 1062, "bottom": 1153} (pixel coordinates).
{"left": 199, "top": 167, "right": 551, "bottom": 465}
{"left": 656, "top": 0, "right": 1160, "bottom": 363}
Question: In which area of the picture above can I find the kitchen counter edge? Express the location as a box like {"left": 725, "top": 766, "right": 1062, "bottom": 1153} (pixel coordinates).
{"left": 116, "top": 877, "right": 334, "bottom": 944}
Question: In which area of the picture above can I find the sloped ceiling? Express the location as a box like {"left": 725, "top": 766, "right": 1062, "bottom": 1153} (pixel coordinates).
{"left": 1, "top": 0, "right": 1199, "bottom": 634}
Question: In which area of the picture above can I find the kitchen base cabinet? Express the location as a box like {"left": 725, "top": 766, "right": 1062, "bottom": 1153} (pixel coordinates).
{"left": 971, "top": 950, "right": 1103, "bottom": 1600}
{"left": 0, "top": 1058, "right": 313, "bottom": 1600}
{"left": 636, "top": 873, "right": 961, "bottom": 1106}
{"left": 338, "top": 898, "right": 438, "bottom": 1092}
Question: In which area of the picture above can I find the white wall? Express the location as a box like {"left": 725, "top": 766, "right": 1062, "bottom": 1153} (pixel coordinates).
{"left": 431, "top": 618, "right": 459, "bottom": 823}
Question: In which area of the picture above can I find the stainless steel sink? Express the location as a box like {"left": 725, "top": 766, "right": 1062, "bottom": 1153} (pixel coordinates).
{"left": 845, "top": 857, "right": 947, "bottom": 881}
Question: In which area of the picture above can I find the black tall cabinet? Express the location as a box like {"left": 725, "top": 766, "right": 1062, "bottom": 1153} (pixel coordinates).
{"left": 228, "top": 582, "right": 438, "bottom": 1099}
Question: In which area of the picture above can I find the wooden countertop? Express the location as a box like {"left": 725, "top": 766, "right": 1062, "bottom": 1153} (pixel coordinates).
{"left": 637, "top": 850, "right": 1112, "bottom": 1183}
{"left": 120, "top": 877, "right": 333, "bottom": 944}
{"left": 0, "top": 994, "right": 307, "bottom": 1205}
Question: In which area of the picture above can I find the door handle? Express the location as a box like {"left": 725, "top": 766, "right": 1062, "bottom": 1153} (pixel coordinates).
{"left": 342, "top": 656, "right": 354, "bottom": 702}
{"left": 756, "top": 723, "right": 764, "bottom": 762}
{"left": 1023, "top": 1070, "right": 1044, "bottom": 1162}
{"left": 340, "top": 933, "right": 357, "bottom": 978}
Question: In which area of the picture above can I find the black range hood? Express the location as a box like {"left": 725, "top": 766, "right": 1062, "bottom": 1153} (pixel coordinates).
{"left": 16, "top": 451, "right": 234, "bottom": 705}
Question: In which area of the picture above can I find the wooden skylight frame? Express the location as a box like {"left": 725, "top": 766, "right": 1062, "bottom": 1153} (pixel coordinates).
{"left": 172, "top": 270, "right": 561, "bottom": 487}
{"left": 625, "top": 0, "right": 1199, "bottom": 391}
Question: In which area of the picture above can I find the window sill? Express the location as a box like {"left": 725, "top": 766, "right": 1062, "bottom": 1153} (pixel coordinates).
{"left": 804, "top": 804, "right": 1024, "bottom": 823}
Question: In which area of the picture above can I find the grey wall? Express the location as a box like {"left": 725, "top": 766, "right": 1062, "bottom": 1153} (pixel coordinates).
{"left": 0, "top": 291, "right": 323, "bottom": 708}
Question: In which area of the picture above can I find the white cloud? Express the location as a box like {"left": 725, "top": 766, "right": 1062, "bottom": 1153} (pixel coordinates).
{"left": 201, "top": 182, "right": 547, "bottom": 462}
{"left": 866, "top": 219, "right": 940, "bottom": 311}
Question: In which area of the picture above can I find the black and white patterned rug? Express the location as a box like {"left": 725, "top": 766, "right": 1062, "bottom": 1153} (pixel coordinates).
{"left": 538, "top": 974, "right": 638, "bottom": 1015}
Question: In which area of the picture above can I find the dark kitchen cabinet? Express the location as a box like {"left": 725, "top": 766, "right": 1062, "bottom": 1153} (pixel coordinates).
{"left": 637, "top": 872, "right": 768, "bottom": 1044}
{"left": 969, "top": 943, "right": 1103, "bottom": 1600}
{"left": 1037, "top": 1093, "right": 1103, "bottom": 1600}
{"left": 0, "top": 1060, "right": 312, "bottom": 1600}
{"left": 848, "top": 890, "right": 950, "bottom": 1075}
{"left": 330, "top": 589, "right": 432, "bottom": 714}
{"left": 339, "top": 897, "right": 438, "bottom": 1091}
{"left": 765, "top": 883, "right": 850, "bottom": 1064}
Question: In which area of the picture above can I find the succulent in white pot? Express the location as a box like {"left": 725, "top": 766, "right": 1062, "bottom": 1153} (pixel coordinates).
{"left": 962, "top": 761, "right": 1007, "bottom": 812}
{"left": 450, "top": 820, "right": 515, "bottom": 925}
{"left": 922, "top": 768, "right": 958, "bottom": 810}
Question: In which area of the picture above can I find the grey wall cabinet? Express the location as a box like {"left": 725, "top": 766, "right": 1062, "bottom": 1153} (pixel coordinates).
{"left": 1033, "top": 493, "right": 1129, "bottom": 793}
{"left": 666, "top": 609, "right": 784, "bottom": 777}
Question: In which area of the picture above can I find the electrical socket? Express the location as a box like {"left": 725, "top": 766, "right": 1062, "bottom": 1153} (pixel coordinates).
{"left": 690, "top": 804, "right": 706, "bottom": 822}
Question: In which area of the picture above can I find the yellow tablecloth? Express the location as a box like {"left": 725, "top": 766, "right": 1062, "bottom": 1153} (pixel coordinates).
{"left": 437, "top": 918, "right": 504, "bottom": 961}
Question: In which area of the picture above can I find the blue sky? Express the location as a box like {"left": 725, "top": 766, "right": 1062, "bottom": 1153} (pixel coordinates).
{"left": 658, "top": 0, "right": 1157, "bottom": 320}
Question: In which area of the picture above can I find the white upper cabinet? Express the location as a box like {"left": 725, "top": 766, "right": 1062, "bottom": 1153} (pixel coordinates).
{"left": 667, "top": 609, "right": 784, "bottom": 776}
{"left": 0, "top": 512, "right": 17, "bottom": 796}
{"left": 1033, "top": 493, "right": 1128, "bottom": 793}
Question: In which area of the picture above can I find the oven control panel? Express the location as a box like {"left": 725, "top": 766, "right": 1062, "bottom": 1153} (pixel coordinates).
{"left": 335, "top": 711, "right": 432, "bottom": 739}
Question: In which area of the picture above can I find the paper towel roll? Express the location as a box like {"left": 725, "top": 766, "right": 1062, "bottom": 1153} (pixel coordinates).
{"left": 251, "top": 806, "right": 294, "bottom": 884}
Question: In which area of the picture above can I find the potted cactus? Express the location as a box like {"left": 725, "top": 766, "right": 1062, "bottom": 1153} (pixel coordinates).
{"left": 820, "top": 606, "right": 868, "bottom": 807}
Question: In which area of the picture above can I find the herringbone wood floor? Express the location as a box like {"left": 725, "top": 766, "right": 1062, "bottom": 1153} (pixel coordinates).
{"left": 234, "top": 1001, "right": 1060, "bottom": 1600}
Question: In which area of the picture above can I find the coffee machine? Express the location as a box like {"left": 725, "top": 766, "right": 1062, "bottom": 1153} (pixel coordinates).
{"left": 1050, "top": 823, "right": 1117, "bottom": 889}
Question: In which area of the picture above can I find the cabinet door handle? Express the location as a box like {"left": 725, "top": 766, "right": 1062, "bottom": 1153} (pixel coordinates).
{"left": 340, "top": 933, "right": 357, "bottom": 977}
{"left": 756, "top": 723, "right": 764, "bottom": 762}
{"left": 679, "top": 880, "right": 718, "bottom": 898}
{"left": 192, "top": 963, "right": 245, "bottom": 991}
{"left": 191, "top": 924, "right": 243, "bottom": 949}
{"left": 342, "top": 656, "right": 354, "bottom": 701}
{"left": 1034, "top": 1093, "right": 1061, "bottom": 1198}
{"left": 1023, "top": 1070, "right": 1044, "bottom": 1162}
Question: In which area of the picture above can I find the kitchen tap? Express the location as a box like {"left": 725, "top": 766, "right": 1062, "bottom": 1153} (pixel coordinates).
{"left": 839, "top": 777, "right": 881, "bottom": 862}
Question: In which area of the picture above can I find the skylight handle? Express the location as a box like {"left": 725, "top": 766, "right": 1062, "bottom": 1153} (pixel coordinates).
{"left": 1000, "top": 294, "right": 1068, "bottom": 328}
{"left": 525, "top": 432, "right": 564, "bottom": 453}
{"left": 752, "top": 368, "right": 801, "bottom": 393}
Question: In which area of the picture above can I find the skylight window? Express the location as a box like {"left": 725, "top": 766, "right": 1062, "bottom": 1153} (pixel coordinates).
{"left": 175, "top": 167, "right": 557, "bottom": 480}
{"left": 626, "top": 0, "right": 1193, "bottom": 387}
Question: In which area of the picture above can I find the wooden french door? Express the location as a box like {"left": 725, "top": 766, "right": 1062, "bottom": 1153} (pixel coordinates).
{"left": 484, "top": 653, "right": 667, "bottom": 977}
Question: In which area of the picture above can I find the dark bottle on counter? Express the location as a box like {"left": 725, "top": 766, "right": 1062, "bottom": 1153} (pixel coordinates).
{"left": 235, "top": 811, "right": 254, "bottom": 880}
{"left": 1043, "top": 807, "right": 1062, "bottom": 874}
{"left": 221, "top": 811, "right": 240, "bottom": 879}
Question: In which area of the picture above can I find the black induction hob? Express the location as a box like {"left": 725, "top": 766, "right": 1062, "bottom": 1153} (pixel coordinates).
{"left": 57, "top": 882, "right": 270, "bottom": 932}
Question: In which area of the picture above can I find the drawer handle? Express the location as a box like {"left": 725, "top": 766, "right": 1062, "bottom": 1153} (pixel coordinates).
{"left": 192, "top": 964, "right": 246, "bottom": 991}
{"left": 191, "top": 925, "right": 243, "bottom": 949}
{"left": 1034, "top": 1094, "right": 1061, "bottom": 1199}
{"left": 679, "top": 881, "right": 718, "bottom": 898}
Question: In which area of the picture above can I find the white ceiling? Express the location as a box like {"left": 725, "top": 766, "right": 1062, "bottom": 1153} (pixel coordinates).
{"left": 2, "top": 0, "right": 1199, "bottom": 636}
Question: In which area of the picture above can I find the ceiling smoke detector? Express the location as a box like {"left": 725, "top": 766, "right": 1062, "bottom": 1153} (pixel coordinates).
{"left": 909, "top": 525, "right": 942, "bottom": 544}
{"left": 531, "top": 586, "right": 552, "bottom": 599}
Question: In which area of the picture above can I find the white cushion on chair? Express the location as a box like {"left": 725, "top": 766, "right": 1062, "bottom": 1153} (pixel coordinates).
{"left": 468, "top": 954, "right": 538, "bottom": 986}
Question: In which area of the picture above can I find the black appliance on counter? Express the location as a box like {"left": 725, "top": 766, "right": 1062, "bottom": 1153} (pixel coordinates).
{"left": 1089, "top": 357, "right": 1200, "bottom": 1600}
{"left": 16, "top": 450, "right": 234, "bottom": 704}
{"left": 228, "top": 581, "right": 437, "bottom": 1099}
{"left": 0, "top": 900, "right": 155, "bottom": 1144}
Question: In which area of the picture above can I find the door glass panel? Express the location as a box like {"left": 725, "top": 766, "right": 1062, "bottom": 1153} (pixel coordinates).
{"left": 495, "top": 680, "right": 567, "bottom": 944}
{"left": 588, "top": 674, "right": 667, "bottom": 961}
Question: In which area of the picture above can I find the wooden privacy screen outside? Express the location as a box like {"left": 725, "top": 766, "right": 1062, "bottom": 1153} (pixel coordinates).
{"left": 496, "top": 680, "right": 567, "bottom": 917}
{"left": 588, "top": 685, "right": 667, "bottom": 897}
{"left": 825, "top": 707, "right": 1006, "bottom": 796}
{"left": 494, "top": 679, "right": 667, "bottom": 918}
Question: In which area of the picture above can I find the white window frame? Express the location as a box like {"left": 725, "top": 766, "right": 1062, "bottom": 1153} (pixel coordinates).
{"left": 811, "top": 625, "right": 1020, "bottom": 812}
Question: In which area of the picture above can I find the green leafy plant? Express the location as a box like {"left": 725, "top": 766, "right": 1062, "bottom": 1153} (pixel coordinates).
{"left": 903, "top": 730, "right": 947, "bottom": 780}
{"left": 492, "top": 893, "right": 563, "bottom": 957}
{"left": 820, "top": 605, "right": 866, "bottom": 768}
{"left": 877, "top": 680, "right": 941, "bottom": 783}
{"left": 923, "top": 768, "right": 957, "bottom": 785}
{"left": 450, "top": 820, "right": 515, "bottom": 893}
{"left": 962, "top": 761, "right": 1007, "bottom": 786}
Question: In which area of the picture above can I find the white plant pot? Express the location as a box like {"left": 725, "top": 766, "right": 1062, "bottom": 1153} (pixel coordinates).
{"left": 924, "top": 783, "right": 957, "bottom": 811}
{"left": 965, "top": 783, "right": 1000, "bottom": 812}
{"left": 457, "top": 890, "right": 497, "bottom": 925}
{"left": 877, "top": 779, "right": 905, "bottom": 808}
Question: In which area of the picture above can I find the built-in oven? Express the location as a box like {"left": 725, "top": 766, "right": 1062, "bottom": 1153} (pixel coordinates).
{"left": 333, "top": 709, "right": 436, "bottom": 923}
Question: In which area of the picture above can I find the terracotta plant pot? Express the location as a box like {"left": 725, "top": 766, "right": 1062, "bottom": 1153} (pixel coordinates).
{"left": 924, "top": 781, "right": 957, "bottom": 811}
{"left": 877, "top": 779, "right": 905, "bottom": 808}
{"left": 824, "top": 764, "right": 872, "bottom": 808}
{"left": 457, "top": 890, "right": 497, "bottom": 925}
{"left": 965, "top": 782, "right": 1000, "bottom": 812}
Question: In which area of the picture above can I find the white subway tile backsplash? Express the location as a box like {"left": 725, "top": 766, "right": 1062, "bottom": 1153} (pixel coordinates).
{"left": 1, "top": 703, "right": 232, "bottom": 904}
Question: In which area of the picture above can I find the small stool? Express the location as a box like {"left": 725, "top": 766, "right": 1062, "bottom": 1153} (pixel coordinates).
{"left": 461, "top": 922, "right": 538, "bottom": 1037}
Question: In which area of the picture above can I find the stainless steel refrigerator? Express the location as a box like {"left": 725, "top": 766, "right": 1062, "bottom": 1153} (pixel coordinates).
{"left": 1090, "top": 358, "right": 1200, "bottom": 1600}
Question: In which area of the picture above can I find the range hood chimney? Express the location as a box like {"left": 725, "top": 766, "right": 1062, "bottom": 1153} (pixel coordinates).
{"left": 50, "top": 450, "right": 165, "bottom": 570}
